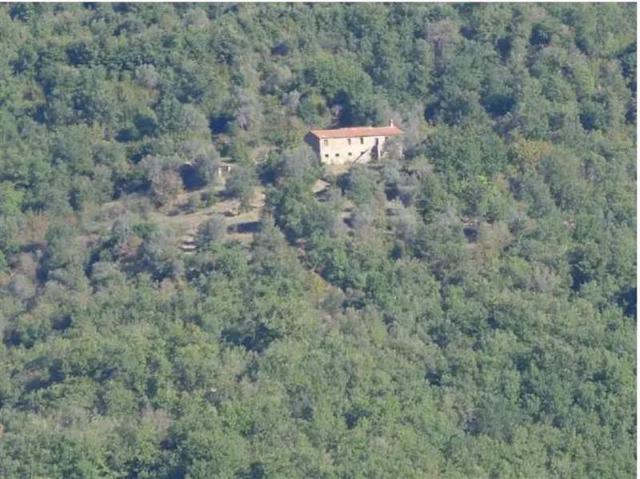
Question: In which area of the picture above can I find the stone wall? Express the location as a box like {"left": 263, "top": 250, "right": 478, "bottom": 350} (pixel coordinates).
{"left": 317, "top": 135, "right": 388, "bottom": 165}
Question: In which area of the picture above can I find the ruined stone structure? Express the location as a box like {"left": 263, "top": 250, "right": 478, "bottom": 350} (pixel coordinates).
{"left": 306, "top": 121, "right": 403, "bottom": 165}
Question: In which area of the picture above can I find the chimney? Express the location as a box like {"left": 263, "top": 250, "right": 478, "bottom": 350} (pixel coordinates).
{"left": 389, "top": 119, "right": 394, "bottom": 127}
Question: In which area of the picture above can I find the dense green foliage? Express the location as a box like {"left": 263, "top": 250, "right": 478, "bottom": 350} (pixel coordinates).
{"left": 0, "top": 3, "right": 636, "bottom": 477}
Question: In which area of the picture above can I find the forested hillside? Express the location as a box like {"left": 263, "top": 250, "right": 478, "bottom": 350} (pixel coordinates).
{"left": 0, "top": 3, "right": 636, "bottom": 477}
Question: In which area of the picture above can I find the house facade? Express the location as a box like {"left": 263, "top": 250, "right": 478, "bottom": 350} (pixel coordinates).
{"left": 306, "top": 121, "right": 403, "bottom": 165}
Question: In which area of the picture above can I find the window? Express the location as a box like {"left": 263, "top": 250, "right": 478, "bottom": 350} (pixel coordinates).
{"left": 335, "top": 153, "right": 339, "bottom": 157}
{"left": 360, "top": 137, "right": 364, "bottom": 144}
{"left": 323, "top": 139, "right": 328, "bottom": 146}
{"left": 347, "top": 138, "right": 352, "bottom": 145}
{"left": 348, "top": 152, "right": 352, "bottom": 156}
{"left": 324, "top": 154, "right": 329, "bottom": 158}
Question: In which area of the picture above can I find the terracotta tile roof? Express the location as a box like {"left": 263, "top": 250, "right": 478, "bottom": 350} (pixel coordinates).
{"left": 309, "top": 125, "right": 403, "bottom": 139}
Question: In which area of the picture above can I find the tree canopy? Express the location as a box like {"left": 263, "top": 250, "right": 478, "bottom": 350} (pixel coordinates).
{"left": 0, "top": 3, "right": 636, "bottom": 477}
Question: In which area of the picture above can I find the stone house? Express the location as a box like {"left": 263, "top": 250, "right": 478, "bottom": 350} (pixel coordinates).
{"left": 306, "top": 121, "right": 403, "bottom": 165}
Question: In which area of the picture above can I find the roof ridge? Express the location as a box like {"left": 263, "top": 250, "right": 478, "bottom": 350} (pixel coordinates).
{"left": 309, "top": 125, "right": 403, "bottom": 139}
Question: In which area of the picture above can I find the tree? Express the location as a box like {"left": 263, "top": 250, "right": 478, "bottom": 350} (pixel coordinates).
{"left": 198, "top": 215, "right": 228, "bottom": 247}
{"left": 339, "top": 164, "right": 382, "bottom": 206}
{"left": 141, "top": 155, "right": 184, "bottom": 206}
{"left": 226, "top": 165, "right": 257, "bottom": 212}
